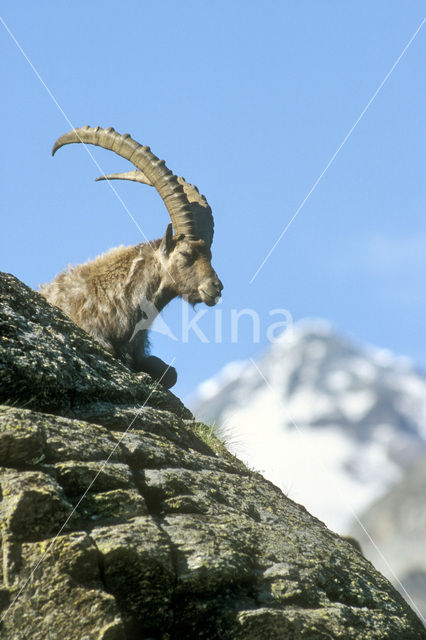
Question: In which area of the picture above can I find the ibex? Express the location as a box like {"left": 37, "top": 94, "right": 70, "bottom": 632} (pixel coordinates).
{"left": 40, "top": 126, "right": 223, "bottom": 389}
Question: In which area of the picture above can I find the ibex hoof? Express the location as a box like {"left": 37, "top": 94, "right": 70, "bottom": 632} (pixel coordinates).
{"left": 134, "top": 355, "right": 177, "bottom": 389}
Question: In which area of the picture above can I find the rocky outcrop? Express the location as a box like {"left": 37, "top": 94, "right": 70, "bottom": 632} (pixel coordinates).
{"left": 0, "top": 271, "right": 425, "bottom": 639}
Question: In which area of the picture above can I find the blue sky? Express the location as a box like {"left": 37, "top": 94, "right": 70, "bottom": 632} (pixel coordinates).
{"left": 1, "top": 2, "right": 425, "bottom": 400}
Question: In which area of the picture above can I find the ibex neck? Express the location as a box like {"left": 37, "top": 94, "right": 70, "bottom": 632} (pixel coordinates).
{"left": 151, "top": 287, "right": 176, "bottom": 313}
{"left": 126, "top": 242, "right": 176, "bottom": 321}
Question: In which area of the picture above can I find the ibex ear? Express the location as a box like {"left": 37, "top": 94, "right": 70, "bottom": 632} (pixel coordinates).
{"left": 159, "top": 223, "right": 174, "bottom": 256}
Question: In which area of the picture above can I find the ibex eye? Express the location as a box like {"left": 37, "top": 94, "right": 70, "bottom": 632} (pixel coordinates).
{"left": 179, "top": 251, "right": 192, "bottom": 259}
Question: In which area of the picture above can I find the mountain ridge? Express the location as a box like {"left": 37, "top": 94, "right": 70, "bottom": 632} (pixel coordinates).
{"left": 192, "top": 320, "right": 426, "bottom": 532}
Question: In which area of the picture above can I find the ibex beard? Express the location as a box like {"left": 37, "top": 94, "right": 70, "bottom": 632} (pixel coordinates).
{"left": 40, "top": 126, "right": 223, "bottom": 389}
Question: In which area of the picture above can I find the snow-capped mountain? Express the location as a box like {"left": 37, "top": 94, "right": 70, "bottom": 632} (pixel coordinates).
{"left": 191, "top": 321, "right": 426, "bottom": 533}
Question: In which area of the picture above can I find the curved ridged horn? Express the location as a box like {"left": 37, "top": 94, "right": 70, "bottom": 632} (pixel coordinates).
{"left": 94, "top": 169, "right": 214, "bottom": 249}
{"left": 52, "top": 125, "right": 199, "bottom": 240}
{"left": 95, "top": 169, "right": 153, "bottom": 186}
{"left": 177, "top": 177, "right": 214, "bottom": 250}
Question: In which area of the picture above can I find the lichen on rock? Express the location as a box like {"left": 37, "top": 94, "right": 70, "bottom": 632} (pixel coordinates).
{"left": 0, "top": 271, "right": 425, "bottom": 639}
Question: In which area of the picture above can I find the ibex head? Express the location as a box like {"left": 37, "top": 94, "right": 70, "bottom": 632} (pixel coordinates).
{"left": 52, "top": 126, "right": 223, "bottom": 308}
{"left": 157, "top": 225, "right": 223, "bottom": 307}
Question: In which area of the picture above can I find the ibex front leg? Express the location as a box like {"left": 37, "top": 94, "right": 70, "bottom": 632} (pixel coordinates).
{"left": 127, "top": 330, "right": 177, "bottom": 389}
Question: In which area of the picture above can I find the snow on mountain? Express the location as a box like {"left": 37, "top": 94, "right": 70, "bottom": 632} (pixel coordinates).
{"left": 191, "top": 321, "right": 426, "bottom": 533}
